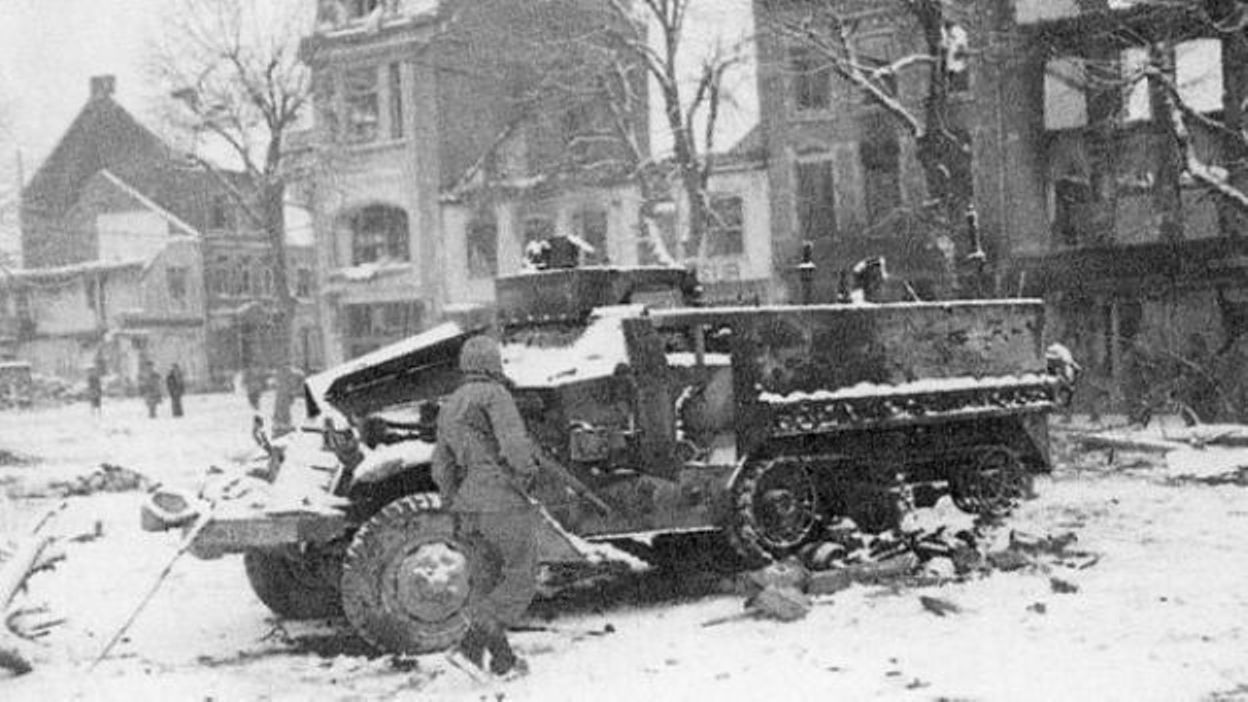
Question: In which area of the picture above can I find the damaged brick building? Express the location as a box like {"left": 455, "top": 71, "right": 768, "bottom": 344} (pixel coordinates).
{"left": 7, "top": 76, "right": 321, "bottom": 389}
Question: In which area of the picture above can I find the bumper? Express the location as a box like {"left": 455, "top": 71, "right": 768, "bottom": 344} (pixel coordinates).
{"left": 140, "top": 488, "right": 349, "bottom": 559}
{"left": 188, "top": 511, "right": 349, "bottom": 559}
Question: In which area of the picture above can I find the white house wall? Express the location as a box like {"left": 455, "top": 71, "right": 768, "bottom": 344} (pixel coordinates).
{"left": 27, "top": 279, "right": 95, "bottom": 336}
{"left": 139, "top": 240, "right": 205, "bottom": 320}
{"left": 97, "top": 210, "right": 169, "bottom": 263}
{"left": 702, "top": 166, "right": 772, "bottom": 288}
{"left": 441, "top": 184, "right": 646, "bottom": 309}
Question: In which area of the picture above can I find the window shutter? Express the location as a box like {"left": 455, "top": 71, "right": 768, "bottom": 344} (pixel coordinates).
{"left": 831, "top": 142, "right": 865, "bottom": 233}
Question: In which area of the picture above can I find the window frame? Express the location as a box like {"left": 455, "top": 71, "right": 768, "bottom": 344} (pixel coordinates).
{"left": 466, "top": 212, "right": 499, "bottom": 279}
{"left": 706, "top": 194, "right": 745, "bottom": 257}
{"left": 388, "top": 62, "right": 404, "bottom": 140}
{"left": 348, "top": 204, "right": 411, "bottom": 266}
{"left": 343, "top": 65, "right": 381, "bottom": 144}
{"left": 854, "top": 32, "right": 898, "bottom": 103}
{"left": 790, "top": 46, "right": 831, "bottom": 113}
{"left": 861, "top": 120, "right": 902, "bottom": 228}
{"left": 571, "top": 207, "right": 609, "bottom": 264}
{"left": 166, "top": 266, "right": 189, "bottom": 305}
{"left": 795, "top": 157, "right": 838, "bottom": 242}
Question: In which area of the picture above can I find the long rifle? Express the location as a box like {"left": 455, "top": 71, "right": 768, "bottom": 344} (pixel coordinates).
{"left": 530, "top": 449, "right": 614, "bottom": 516}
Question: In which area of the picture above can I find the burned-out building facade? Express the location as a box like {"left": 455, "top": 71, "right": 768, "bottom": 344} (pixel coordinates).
{"left": 752, "top": 0, "right": 1248, "bottom": 417}
{"left": 1011, "top": 0, "right": 1248, "bottom": 418}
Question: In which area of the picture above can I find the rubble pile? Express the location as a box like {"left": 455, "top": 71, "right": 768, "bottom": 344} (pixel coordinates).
{"left": 27, "top": 375, "right": 84, "bottom": 404}
{"left": 0, "top": 373, "right": 135, "bottom": 409}
{"left": 729, "top": 497, "right": 1099, "bottom": 617}
{"left": 48, "top": 463, "right": 152, "bottom": 497}
{"left": 1072, "top": 422, "right": 1248, "bottom": 484}
{"left": 0, "top": 450, "right": 36, "bottom": 468}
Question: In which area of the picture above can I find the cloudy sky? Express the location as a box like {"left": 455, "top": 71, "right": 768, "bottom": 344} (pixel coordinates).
{"left": 0, "top": 0, "right": 757, "bottom": 254}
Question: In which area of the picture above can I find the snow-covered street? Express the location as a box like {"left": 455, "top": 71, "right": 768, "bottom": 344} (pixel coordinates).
{"left": 2, "top": 394, "right": 1248, "bottom": 701}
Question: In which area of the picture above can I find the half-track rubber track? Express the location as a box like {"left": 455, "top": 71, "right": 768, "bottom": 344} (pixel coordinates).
{"left": 727, "top": 443, "right": 1035, "bottom": 564}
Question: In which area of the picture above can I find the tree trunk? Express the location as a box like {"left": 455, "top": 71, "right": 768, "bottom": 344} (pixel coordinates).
{"left": 1217, "top": 17, "right": 1248, "bottom": 237}
{"left": 913, "top": 0, "right": 973, "bottom": 295}
{"left": 261, "top": 179, "right": 297, "bottom": 436}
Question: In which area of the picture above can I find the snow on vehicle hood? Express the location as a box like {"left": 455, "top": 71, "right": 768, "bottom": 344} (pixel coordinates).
{"left": 304, "top": 321, "right": 483, "bottom": 418}
{"left": 501, "top": 305, "right": 643, "bottom": 388}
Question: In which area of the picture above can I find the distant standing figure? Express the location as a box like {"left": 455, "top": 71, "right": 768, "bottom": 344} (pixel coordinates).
{"left": 166, "top": 364, "right": 186, "bottom": 418}
{"left": 86, "top": 366, "right": 103, "bottom": 415}
{"left": 140, "top": 362, "right": 162, "bottom": 419}
{"left": 243, "top": 367, "right": 266, "bottom": 410}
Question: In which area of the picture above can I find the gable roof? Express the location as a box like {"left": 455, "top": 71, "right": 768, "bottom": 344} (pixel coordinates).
{"left": 20, "top": 91, "right": 252, "bottom": 234}
{"left": 22, "top": 93, "right": 174, "bottom": 219}
{"left": 97, "top": 170, "right": 201, "bottom": 237}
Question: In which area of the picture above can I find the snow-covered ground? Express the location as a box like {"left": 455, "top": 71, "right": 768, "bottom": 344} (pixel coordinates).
{"left": 2, "top": 396, "right": 1248, "bottom": 701}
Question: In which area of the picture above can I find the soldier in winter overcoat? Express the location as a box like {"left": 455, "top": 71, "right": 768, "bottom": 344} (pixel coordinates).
{"left": 432, "top": 335, "right": 538, "bottom": 678}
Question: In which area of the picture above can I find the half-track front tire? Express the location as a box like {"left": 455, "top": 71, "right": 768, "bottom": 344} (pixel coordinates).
{"left": 243, "top": 545, "right": 343, "bottom": 620}
{"left": 340, "top": 494, "right": 472, "bottom": 654}
{"left": 727, "top": 456, "right": 822, "bottom": 565}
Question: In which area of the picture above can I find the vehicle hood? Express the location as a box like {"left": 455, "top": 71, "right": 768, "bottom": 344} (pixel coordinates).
{"left": 304, "top": 321, "right": 488, "bottom": 421}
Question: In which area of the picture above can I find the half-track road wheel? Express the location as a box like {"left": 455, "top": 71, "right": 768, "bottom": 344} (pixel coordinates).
{"left": 340, "top": 494, "right": 471, "bottom": 654}
{"left": 950, "top": 445, "right": 1031, "bottom": 516}
{"left": 727, "top": 456, "right": 821, "bottom": 565}
{"left": 243, "top": 544, "right": 343, "bottom": 620}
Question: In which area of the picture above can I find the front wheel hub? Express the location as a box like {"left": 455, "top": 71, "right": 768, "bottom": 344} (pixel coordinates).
{"left": 387, "top": 542, "right": 469, "bottom": 623}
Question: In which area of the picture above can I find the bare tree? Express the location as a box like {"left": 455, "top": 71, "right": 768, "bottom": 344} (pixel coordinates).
{"left": 763, "top": 1, "right": 976, "bottom": 291}
{"left": 609, "top": 0, "right": 749, "bottom": 263}
{"left": 468, "top": 0, "right": 748, "bottom": 267}
{"left": 148, "top": 0, "right": 311, "bottom": 433}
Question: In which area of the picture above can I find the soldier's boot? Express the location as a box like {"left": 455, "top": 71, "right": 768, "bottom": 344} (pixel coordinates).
{"left": 454, "top": 624, "right": 487, "bottom": 670}
{"left": 483, "top": 623, "right": 527, "bottom": 678}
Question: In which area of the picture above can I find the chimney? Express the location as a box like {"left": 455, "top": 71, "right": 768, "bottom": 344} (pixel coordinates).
{"left": 90, "top": 75, "right": 116, "bottom": 100}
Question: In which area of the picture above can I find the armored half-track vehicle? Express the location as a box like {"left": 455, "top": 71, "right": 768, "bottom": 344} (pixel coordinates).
{"left": 143, "top": 266, "right": 1071, "bottom": 654}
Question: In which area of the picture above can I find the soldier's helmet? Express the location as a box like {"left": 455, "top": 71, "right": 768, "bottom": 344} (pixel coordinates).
{"left": 459, "top": 335, "right": 503, "bottom": 377}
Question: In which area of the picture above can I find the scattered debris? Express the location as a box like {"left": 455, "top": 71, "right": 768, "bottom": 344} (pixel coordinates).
{"left": 49, "top": 463, "right": 152, "bottom": 497}
{"left": 1166, "top": 448, "right": 1248, "bottom": 485}
{"left": 1050, "top": 577, "right": 1079, "bottom": 594}
{"left": 921, "top": 557, "right": 957, "bottom": 580}
{"left": 1009, "top": 530, "right": 1078, "bottom": 556}
{"left": 1, "top": 504, "right": 68, "bottom": 676}
{"left": 918, "top": 595, "right": 961, "bottom": 617}
{"left": 1072, "top": 432, "right": 1186, "bottom": 455}
{"left": 92, "top": 505, "right": 217, "bottom": 670}
{"left": 702, "top": 583, "right": 812, "bottom": 627}
{"left": 1027, "top": 602, "right": 1047, "bottom": 614}
{"left": 746, "top": 585, "right": 812, "bottom": 622}
{"left": 0, "top": 450, "right": 36, "bottom": 468}
{"left": 740, "top": 559, "right": 810, "bottom": 595}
